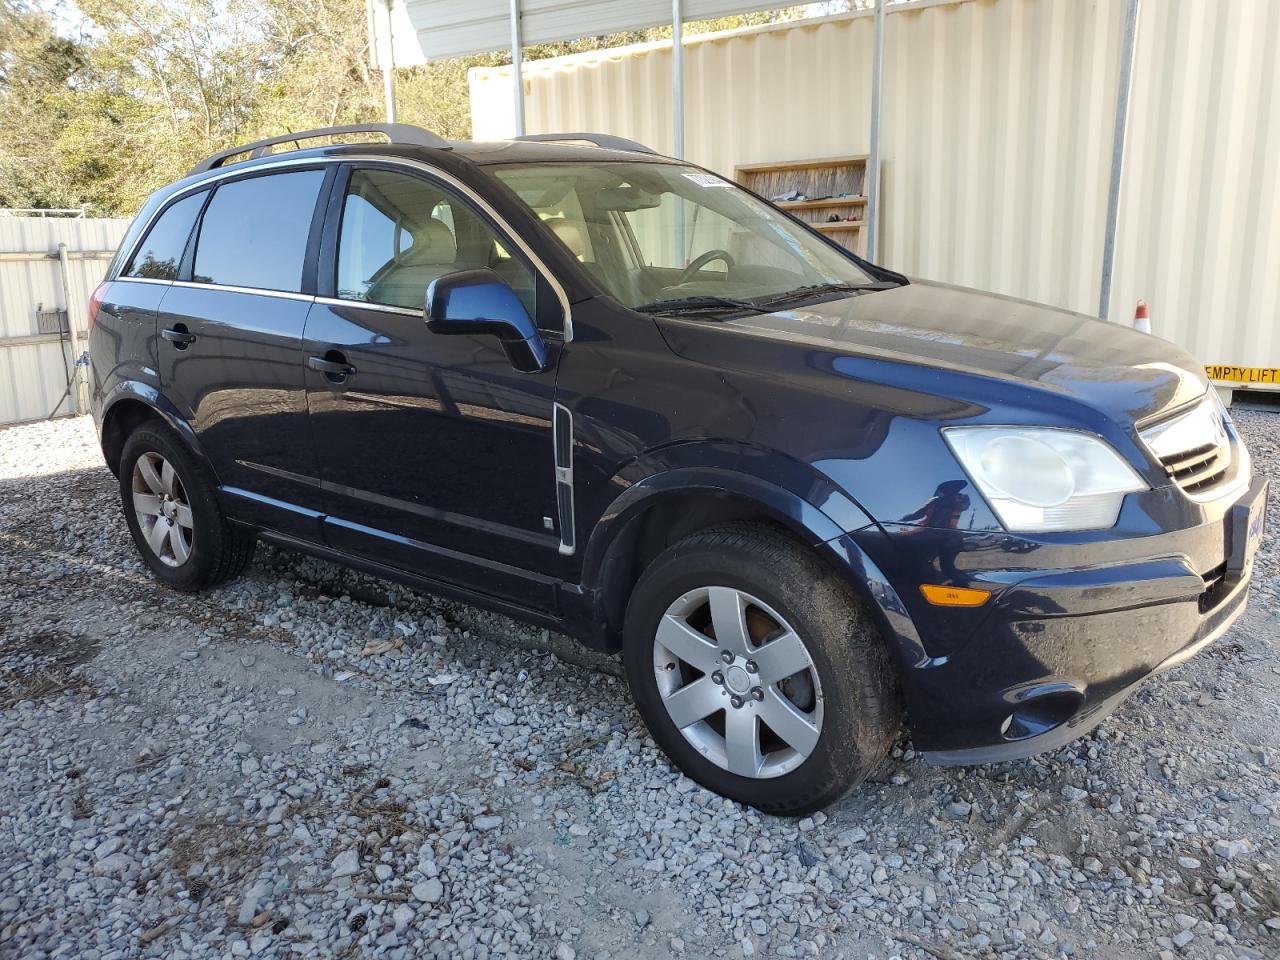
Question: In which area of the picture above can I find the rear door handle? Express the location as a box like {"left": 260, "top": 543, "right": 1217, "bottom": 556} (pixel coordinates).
{"left": 308, "top": 355, "right": 356, "bottom": 380}
{"left": 162, "top": 326, "right": 196, "bottom": 347}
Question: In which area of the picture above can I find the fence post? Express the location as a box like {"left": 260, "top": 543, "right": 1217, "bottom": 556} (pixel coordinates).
{"left": 57, "top": 242, "right": 87, "bottom": 415}
{"left": 1098, "top": 0, "right": 1142, "bottom": 321}
{"left": 865, "top": 0, "right": 886, "bottom": 262}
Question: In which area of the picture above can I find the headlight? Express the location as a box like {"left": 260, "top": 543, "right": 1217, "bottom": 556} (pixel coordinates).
{"left": 943, "top": 427, "right": 1147, "bottom": 532}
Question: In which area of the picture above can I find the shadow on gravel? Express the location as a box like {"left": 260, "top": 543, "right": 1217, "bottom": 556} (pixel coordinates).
{"left": 0, "top": 627, "right": 101, "bottom": 709}
{"left": 0, "top": 461, "right": 624, "bottom": 681}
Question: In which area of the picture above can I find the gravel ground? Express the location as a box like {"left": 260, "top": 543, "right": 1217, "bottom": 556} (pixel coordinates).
{"left": 1, "top": 410, "right": 1278, "bottom": 960}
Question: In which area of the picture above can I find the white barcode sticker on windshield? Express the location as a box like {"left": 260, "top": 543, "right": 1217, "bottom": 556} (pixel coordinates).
{"left": 683, "top": 173, "right": 729, "bottom": 187}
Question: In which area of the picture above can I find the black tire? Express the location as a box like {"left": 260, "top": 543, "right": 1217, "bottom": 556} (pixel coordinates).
{"left": 118, "top": 421, "right": 255, "bottom": 591}
{"left": 623, "top": 522, "right": 900, "bottom": 815}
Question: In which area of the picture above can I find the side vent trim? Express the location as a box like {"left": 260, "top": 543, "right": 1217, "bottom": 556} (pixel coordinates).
{"left": 553, "top": 403, "right": 575, "bottom": 556}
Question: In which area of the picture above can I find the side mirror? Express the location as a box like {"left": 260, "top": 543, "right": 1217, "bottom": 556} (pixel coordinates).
{"left": 425, "top": 268, "right": 550, "bottom": 373}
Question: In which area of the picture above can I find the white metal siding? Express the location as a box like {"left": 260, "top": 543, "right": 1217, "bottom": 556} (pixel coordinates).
{"left": 470, "top": 0, "right": 1280, "bottom": 378}
{"left": 1112, "top": 0, "right": 1280, "bottom": 375}
{"left": 0, "top": 341, "right": 78, "bottom": 424}
{"left": 0, "top": 218, "right": 130, "bottom": 425}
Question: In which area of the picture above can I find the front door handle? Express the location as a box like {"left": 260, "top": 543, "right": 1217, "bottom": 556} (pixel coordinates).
{"left": 162, "top": 326, "right": 196, "bottom": 348}
{"left": 308, "top": 354, "right": 356, "bottom": 382}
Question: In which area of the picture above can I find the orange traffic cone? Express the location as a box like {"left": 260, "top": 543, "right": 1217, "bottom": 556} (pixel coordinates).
{"left": 1133, "top": 300, "right": 1151, "bottom": 334}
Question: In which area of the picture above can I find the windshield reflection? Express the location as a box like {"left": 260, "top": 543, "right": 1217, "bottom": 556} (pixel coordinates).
{"left": 491, "top": 161, "right": 882, "bottom": 312}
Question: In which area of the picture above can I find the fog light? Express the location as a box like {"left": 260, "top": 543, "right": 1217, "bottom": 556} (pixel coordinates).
{"left": 1002, "top": 688, "right": 1085, "bottom": 741}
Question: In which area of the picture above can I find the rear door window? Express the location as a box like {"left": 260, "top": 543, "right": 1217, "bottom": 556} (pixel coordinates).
{"left": 125, "top": 192, "right": 205, "bottom": 280}
{"left": 193, "top": 171, "right": 325, "bottom": 293}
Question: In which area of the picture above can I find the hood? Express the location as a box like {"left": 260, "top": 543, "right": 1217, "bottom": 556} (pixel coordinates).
{"left": 662, "top": 280, "right": 1208, "bottom": 425}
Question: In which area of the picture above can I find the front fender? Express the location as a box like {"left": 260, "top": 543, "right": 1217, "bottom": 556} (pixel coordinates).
{"left": 583, "top": 467, "right": 846, "bottom": 582}
{"left": 581, "top": 439, "right": 877, "bottom": 586}
{"left": 569, "top": 455, "right": 927, "bottom": 672}
{"left": 565, "top": 443, "right": 881, "bottom": 647}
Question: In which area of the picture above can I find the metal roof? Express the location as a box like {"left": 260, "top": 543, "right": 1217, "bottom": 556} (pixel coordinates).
{"left": 369, "top": 0, "right": 787, "bottom": 66}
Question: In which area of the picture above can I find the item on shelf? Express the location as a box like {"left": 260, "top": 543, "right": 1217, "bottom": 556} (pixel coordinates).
{"left": 738, "top": 155, "right": 875, "bottom": 256}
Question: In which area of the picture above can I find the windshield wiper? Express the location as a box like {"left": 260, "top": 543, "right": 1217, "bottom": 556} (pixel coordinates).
{"left": 634, "top": 295, "right": 768, "bottom": 316}
{"left": 757, "top": 280, "right": 900, "bottom": 308}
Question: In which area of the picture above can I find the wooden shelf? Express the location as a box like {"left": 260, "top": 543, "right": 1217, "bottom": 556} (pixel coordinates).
{"left": 736, "top": 154, "right": 875, "bottom": 256}
{"left": 736, "top": 154, "right": 868, "bottom": 174}
{"left": 776, "top": 196, "right": 866, "bottom": 211}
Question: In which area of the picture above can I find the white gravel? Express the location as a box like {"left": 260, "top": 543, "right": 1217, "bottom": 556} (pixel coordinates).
{"left": 1, "top": 409, "right": 1278, "bottom": 960}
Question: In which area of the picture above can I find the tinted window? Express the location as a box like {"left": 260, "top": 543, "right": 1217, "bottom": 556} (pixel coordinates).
{"left": 193, "top": 171, "right": 324, "bottom": 292}
{"left": 125, "top": 192, "right": 205, "bottom": 280}
{"left": 336, "top": 168, "right": 535, "bottom": 316}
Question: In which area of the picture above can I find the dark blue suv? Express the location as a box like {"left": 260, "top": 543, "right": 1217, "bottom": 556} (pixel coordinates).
{"left": 89, "top": 124, "right": 1266, "bottom": 814}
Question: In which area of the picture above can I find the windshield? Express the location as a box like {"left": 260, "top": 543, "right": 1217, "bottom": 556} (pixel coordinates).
{"left": 490, "top": 161, "right": 878, "bottom": 313}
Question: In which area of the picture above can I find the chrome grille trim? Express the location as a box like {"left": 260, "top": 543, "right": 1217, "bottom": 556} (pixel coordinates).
{"left": 1139, "top": 393, "right": 1236, "bottom": 499}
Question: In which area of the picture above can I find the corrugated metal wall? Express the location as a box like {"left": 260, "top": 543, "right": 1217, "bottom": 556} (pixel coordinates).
{"left": 1112, "top": 0, "right": 1280, "bottom": 381}
{"left": 470, "top": 0, "right": 1280, "bottom": 379}
{"left": 0, "top": 218, "right": 129, "bottom": 425}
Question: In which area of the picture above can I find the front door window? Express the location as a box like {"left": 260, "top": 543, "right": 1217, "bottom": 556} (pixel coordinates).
{"left": 336, "top": 168, "right": 537, "bottom": 318}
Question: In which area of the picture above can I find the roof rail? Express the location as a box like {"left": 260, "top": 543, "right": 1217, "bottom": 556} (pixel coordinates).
{"left": 189, "top": 124, "right": 451, "bottom": 175}
{"left": 514, "top": 132, "right": 658, "bottom": 155}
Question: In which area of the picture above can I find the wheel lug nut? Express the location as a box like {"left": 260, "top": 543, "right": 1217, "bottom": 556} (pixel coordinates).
{"left": 750, "top": 687, "right": 764, "bottom": 701}
{"left": 721, "top": 650, "right": 734, "bottom": 664}
{"left": 745, "top": 660, "right": 758, "bottom": 673}
{"left": 711, "top": 671, "right": 724, "bottom": 685}
{"left": 730, "top": 695, "right": 743, "bottom": 709}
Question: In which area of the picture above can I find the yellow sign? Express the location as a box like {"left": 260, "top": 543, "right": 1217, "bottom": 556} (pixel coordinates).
{"left": 1206, "top": 365, "right": 1280, "bottom": 385}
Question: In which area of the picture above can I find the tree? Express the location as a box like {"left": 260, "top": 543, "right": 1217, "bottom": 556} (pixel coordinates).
{"left": 0, "top": 0, "right": 823, "bottom": 215}
{"left": 0, "top": 2, "right": 90, "bottom": 209}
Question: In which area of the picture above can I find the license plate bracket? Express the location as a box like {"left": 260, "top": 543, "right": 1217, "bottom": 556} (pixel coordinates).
{"left": 1227, "top": 477, "right": 1269, "bottom": 579}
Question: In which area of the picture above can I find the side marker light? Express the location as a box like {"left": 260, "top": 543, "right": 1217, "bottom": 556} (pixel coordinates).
{"left": 920, "top": 584, "right": 991, "bottom": 607}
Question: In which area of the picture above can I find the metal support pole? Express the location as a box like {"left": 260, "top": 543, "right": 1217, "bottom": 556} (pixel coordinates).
{"left": 864, "top": 0, "right": 886, "bottom": 261}
{"left": 381, "top": 0, "right": 397, "bottom": 124}
{"left": 56, "top": 242, "right": 86, "bottom": 415}
{"left": 672, "top": 0, "right": 684, "bottom": 159}
{"left": 510, "top": 0, "right": 526, "bottom": 136}
{"left": 1098, "top": 0, "right": 1142, "bottom": 321}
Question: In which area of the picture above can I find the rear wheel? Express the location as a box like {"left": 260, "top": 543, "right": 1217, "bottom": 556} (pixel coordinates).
{"left": 119, "top": 422, "right": 255, "bottom": 591}
{"left": 623, "top": 523, "right": 900, "bottom": 815}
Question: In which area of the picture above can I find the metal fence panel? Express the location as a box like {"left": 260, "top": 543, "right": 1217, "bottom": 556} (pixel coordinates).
{"left": 0, "top": 341, "right": 78, "bottom": 424}
{"left": 0, "top": 217, "right": 129, "bottom": 425}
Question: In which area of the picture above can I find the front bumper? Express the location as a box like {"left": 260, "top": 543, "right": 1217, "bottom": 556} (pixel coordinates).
{"left": 922, "top": 564, "right": 1250, "bottom": 764}
{"left": 846, "top": 474, "right": 1267, "bottom": 763}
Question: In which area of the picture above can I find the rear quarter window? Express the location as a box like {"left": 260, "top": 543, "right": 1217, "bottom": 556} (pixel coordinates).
{"left": 124, "top": 192, "right": 206, "bottom": 280}
{"left": 192, "top": 171, "right": 325, "bottom": 293}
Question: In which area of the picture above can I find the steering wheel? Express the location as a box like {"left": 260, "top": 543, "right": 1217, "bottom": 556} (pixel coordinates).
{"left": 676, "top": 249, "right": 736, "bottom": 285}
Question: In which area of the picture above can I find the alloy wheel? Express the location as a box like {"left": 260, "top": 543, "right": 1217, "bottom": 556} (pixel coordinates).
{"left": 131, "top": 452, "right": 194, "bottom": 567}
{"left": 652, "top": 586, "right": 824, "bottom": 779}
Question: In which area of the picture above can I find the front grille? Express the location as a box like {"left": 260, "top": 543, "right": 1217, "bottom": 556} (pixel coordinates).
{"left": 1140, "top": 394, "right": 1234, "bottom": 498}
{"left": 1158, "top": 441, "right": 1230, "bottom": 494}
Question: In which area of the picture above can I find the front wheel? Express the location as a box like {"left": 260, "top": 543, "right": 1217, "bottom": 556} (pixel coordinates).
{"left": 623, "top": 523, "right": 900, "bottom": 815}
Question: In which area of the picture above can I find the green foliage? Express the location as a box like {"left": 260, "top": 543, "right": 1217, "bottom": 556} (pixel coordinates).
{"left": 0, "top": 0, "right": 812, "bottom": 216}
